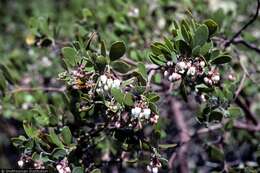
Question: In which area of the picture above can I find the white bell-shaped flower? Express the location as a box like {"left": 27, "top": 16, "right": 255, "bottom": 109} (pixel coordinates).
{"left": 18, "top": 160, "right": 24, "bottom": 168}
{"left": 112, "top": 79, "right": 121, "bottom": 88}
{"left": 187, "top": 66, "right": 196, "bottom": 76}
{"left": 107, "top": 78, "right": 113, "bottom": 88}
{"left": 100, "top": 75, "right": 107, "bottom": 84}
{"left": 104, "top": 85, "right": 109, "bottom": 91}
{"left": 212, "top": 75, "right": 220, "bottom": 83}
{"left": 143, "top": 108, "right": 151, "bottom": 119}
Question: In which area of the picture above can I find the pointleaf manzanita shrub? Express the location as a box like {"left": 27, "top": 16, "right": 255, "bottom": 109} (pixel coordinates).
{"left": 12, "top": 18, "right": 233, "bottom": 172}
{"left": 149, "top": 18, "right": 234, "bottom": 122}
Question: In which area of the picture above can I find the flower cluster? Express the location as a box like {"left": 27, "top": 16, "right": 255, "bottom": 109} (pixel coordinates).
{"left": 130, "top": 99, "right": 159, "bottom": 125}
{"left": 163, "top": 57, "right": 221, "bottom": 86}
{"left": 203, "top": 68, "right": 220, "bottom": 86}
{"left": 17, "top": 155, "right": 30, "bottom": 168}
{"left": 17, "top": 155, "right": 44, "bottom": 169}
{"left": 18, "top": 159, "right": 24, "bottom": 168}
{"left": 33, "top": 160, "right": 45, "bottom": 169}
{"left": 146, "top": 157, "right": 162, "bottom": 173}
{"left": 96, "top": 75, "right": 121, "bottom": 95}
{"left": 58, "top": 64, "right": 95, "bottom": 90}
{"left": 56, "top": 158, "right": 71, "bottom": 173}
{"left": 164, "top": 57, "right": 205, "bottom": 81}
{"left": 104, "top": 99, "right": 159, "bottom": 130}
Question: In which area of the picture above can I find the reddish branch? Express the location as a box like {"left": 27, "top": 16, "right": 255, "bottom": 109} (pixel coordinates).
{"left": 235, "top": 96, "right": 258, "bottom": 125}
{"left": 169, "top": 100, "right": 190, "bottom": 173}
{"left": 197, "top": 121, "right": 260, "bottom": 134}
{"left": 11, "top": 87, "right": 66, "bottom": 94}
{"left": 232, "top": 38, "right": 260, "bottom": 54}
{"left": 224, "top": 0, "right": 260, "bottom": 48}
{"left": 234, "top": 121, "right": 260, "bottom": 131}
{"left": 222, "top": 0, "right": 260, "bottom": 125}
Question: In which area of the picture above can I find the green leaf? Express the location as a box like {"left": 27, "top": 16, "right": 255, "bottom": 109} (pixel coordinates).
{"left": 31, "top": 152, "right": 40, "bottom": 161}
{"left": 51, "top": 148, "right": 67, "bottom": 159}
{"left": 208, "top": 145, "right": 224, "bottom": 162}
{"left": 171, "top": 29, "right": 178, "bottom": 38}
{"left": 111, "top": 61, "right": 131, "bottom": 74}
{"left": 132, "top": 71, "right": 146, "bottom": 86}
{"left": 24, "top": 140, "right": 34, "bottom": 148}
{"left": 210, "top": 50, "right": 220, "bottom": 60}
{"left": 40, "top": 38, "right": 53, "bottom": 47}
{"left": 0, "top": 72, "right": 6, "bottom": 93}
{"left": 159, "top": 144, "right": 177, "bottom": 149}
{"left": 212, "top": 9, "right": 225, "bottom": 28}
{"left": 146, "top": 92, "right": 160, "bottom": 103}
{"left": 180, "top": 81, "right": 188, "bottom": 102}
{"left": 196, "top": 84, "right": 213, "bottom": 92}
{"left": 149, "top": 54, "right": 166, "bottom": 66}
{"left": 101, "top": 40, "right": 106, "bottom": 57}
{"left": 124, "top": 93, "right": 134, "bottom": 106}
{"left": 200, "top": 42, "right": 213, "bottom": 55}
{"left": 164, "top": 37, "right": 174, "bottom": 51}
{"left": 181, "top": 24, "right": 191, "bottom": 43}
{"left": 31, "top": 107, "right": 49, "bottom": 126}
{"left": 227, "top": 106, "right": 243, "bottom": 118}
{"left": 86, "top": 32, "right": 96, "bottom": 50}
{"left": 137, "top": 63, "right": 147, "bottom": 80}
{"left": 214, "top": 88, "right": 225, "bottom": 101}
{"left": 49, "top": 128, "right": 64, "bottom": 148}
{"left": 23, "top": 124, "right": 39, "bottom": 139}
{"left": 193, "top": 24, "right": 209, "bottom": 46}
{"left": 111, "top": 88, "right": 124, "bottom": 104}
{"left": 73, "top": 167, "right": 84, "bottom": 173}
{"left": 62, "top": 47, "right": 77, "bottom": 67}
{"left": 149, "top": 102, "right": 158, "bottom": 114}
{"left": 177, "top": 40, "right": 191, "bottom": 55}
{"left": 154, "top": 73, "right": 161, "bottom": 84}
{"left": 151, "top": 44, "right": 162, "bottom": 56}
{"left": 204, "top": 19, "right": 218, "bottom": 36}
{"left": 61, "top": 126, "right": 72, "bottom": 145}
{"left": 109, "top": 41, "right": 126, "bottom": 61}
{"left": 12, "top": 136, "right": 26, "bottom": 147}
{"left": 157, "top": 45, "right": 171, "bottom": 59}
{"left": 209, "top": 110, "right": 223, "bottom": 122}
{"left": 171, "top": 52, "right": 178, "bottom": 64}
{"left": 0, "top": 64, "right": 15, "bottom": 84}
{"left": 95, "top": 56, "right": 108, "bottom": 71}
{"left": 126, "top": 159, "right": 138, "bottom": 163}
{"left": 172, "top": 20, "right": 179, "bottom": 30}
{"left": 90, "top": 169, "right": 101, "bottom": 173}
{"left": 133, "top": 86, "right": 146, "bottom": 95}
{"left": 192, "top": 46, "right": 201, "bottom": 56}
{"left": 210, "top": 55, "right": 231, "bottom": 64}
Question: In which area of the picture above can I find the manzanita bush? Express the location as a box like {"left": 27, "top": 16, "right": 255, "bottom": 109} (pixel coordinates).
{"left": 1, "top": 0, "right": 260, "bottom": 173}
{"left": 8, "top": 17, "right": 234, "bottom": 173}
{"left": 149, "top": 18, "right": 238, "bottom": 123}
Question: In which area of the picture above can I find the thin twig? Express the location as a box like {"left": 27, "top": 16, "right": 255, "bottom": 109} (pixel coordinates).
{"left": 234, "top": 49, "right": 258, "bottom": 84}
{"left": 121, "top": 57, "right": 137, "bottom": 66}
{"left": 169, "top": 99, "right": 190, "bottom": 173}
{"left": 234, "top": 121, "right": 260, "bottom": 131}
{"left": 234, "top": 73, "right": 246, "bottom": 100}
{"left": 147, "top": 69, "right": 156, "bottom": 90}
{"left": 235, "top": 96, "right": 258, "bottom": 125}
{"left": 224, "top": 0, "right": 260, "bottom": 47}
{"left": 196, "top": 121, "right": 260, "bottom": 134}
{"left": 232, "top": 38, "right": 260, "bottom": 54}
{"left": 231, "top": 49, "right": 259, "bottom": 125}
{"left": 11, "top": 87, "right": 66, "bottom": 94}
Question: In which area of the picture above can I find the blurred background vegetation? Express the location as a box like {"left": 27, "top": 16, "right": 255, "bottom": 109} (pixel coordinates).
{"left": 0, "top": 0, "right": 260, "bottom": 171}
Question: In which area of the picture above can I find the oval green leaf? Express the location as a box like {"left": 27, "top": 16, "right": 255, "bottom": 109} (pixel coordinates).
{"left": 210, "top": 55, "right": 231, "bottom": 64}
{"left": 109, "top": 41, "right": 126, "bottom": 61}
